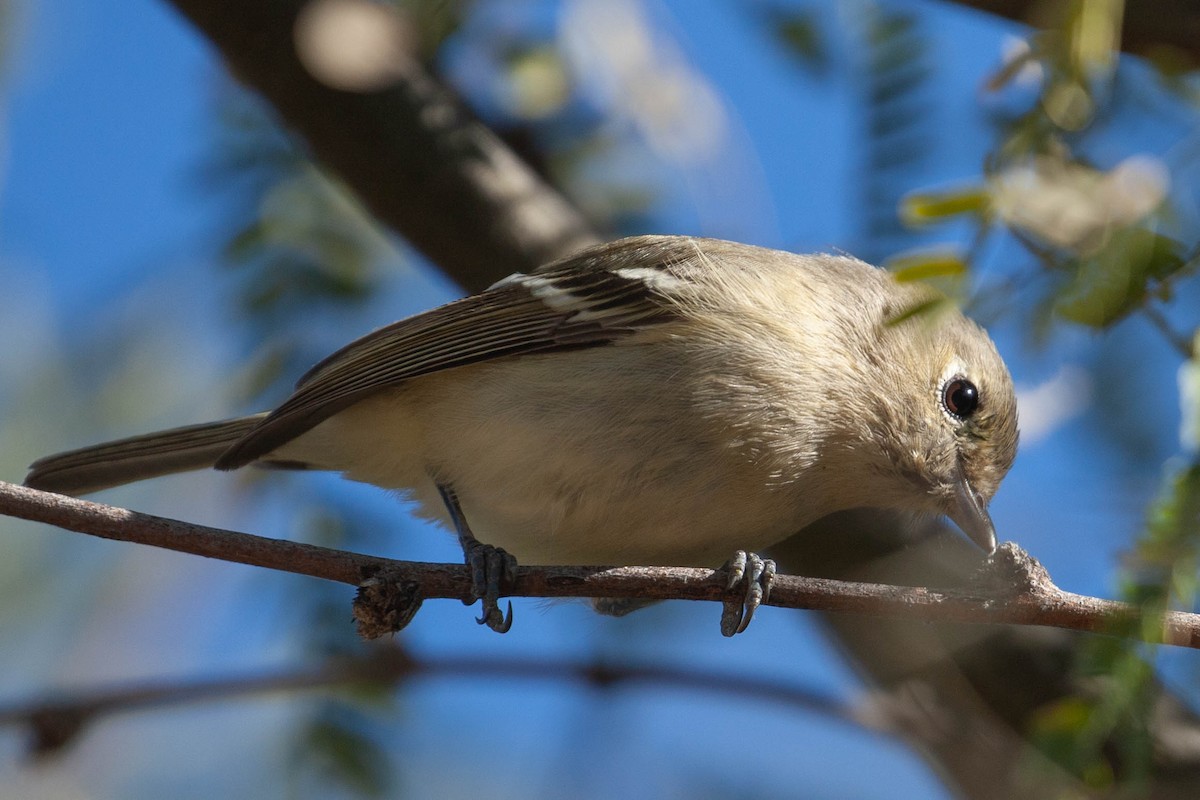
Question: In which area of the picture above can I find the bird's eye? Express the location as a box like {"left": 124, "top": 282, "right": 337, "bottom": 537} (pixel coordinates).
{"left": 942, "top": 378, "right": 979, "bottom": 419}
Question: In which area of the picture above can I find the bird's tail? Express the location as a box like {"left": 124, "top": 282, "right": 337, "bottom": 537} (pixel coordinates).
{"left": 24, "top": 413, "right": 269, "bottom": 496}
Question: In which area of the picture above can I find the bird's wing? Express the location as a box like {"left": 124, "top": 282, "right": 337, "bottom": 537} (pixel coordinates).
{"left": 216, "top": 236, "right": 701, "bottom": 468}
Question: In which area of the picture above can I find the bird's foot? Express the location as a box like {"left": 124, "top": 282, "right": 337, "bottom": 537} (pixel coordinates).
{"left": 720, "top": 551, "right": 775, "bottom": 637}
{"left": 463, "top": 539, "right": 517, "bottom": 633}
{"left": 437, "top": 482, "right": 517, "bottom": 633}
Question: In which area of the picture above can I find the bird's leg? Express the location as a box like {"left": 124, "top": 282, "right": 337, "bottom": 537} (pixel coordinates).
{"left": 720, "top": 551, "right": 776, "bottom": 636}
{"left": 436, "top": 483, "right": 516, "bottom": 633}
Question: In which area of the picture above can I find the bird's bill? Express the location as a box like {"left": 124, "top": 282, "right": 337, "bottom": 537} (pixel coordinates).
{"left": 946, "top": 471, "right": 997, "bottom": 554}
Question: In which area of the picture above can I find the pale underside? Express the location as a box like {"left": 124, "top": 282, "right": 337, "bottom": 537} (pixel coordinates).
{"left": 271, "top": 319, "right": 892, "bottom": 567}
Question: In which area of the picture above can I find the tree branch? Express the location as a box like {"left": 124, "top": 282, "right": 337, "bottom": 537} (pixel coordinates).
{"left": 65, "top": 1, "right": 1200, "bottom": 793}
{"left": 0, "top": 642, "right": 866, "bottom": 758}
{"left": 164, "top": 0, "right": 599, "bottom": 291}
{"left": 3, "top": 480, "right": 1199, "bottom": 648}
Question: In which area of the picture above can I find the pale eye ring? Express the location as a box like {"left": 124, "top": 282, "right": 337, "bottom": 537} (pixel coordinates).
{"left": 942, "top": 377, "right": 979, "bottom": 419}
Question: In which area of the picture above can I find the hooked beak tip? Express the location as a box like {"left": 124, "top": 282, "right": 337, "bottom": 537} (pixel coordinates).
{"left": 948, "top": 478, "right": 997, "bottom": 555}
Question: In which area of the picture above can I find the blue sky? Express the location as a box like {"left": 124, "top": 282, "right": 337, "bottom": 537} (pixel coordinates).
{"left": 2, "top": 0, "right": 218, "bottom": 314}
{"left": 1, "top": 1, "right": 1197, "bottom": 798}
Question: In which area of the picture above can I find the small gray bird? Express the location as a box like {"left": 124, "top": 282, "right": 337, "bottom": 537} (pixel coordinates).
{"left": 25, "top": 236, "right": 1019, "bottom": 634}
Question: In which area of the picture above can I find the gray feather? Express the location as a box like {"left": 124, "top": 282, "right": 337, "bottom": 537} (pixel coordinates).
{"left": 214, "top": 236, "right": 692, "bottom": 470}
{"left": 24, "top": 414, "right": 269, "bottom": 496}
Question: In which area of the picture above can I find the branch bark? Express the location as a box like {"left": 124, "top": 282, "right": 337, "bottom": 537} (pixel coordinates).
{"left": 772, "top": 509, "right": 1200, "bottom": 800}
{"left": 4, "top": 480, "right": 1200, "bottom": 649}
{"left": 77, "top": 0, "right": 1200, "bottom": 795}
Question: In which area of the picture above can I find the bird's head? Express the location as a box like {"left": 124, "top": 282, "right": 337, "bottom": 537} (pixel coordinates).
{"left": 855, "top": 303, "right": 1019, "bottom": 553}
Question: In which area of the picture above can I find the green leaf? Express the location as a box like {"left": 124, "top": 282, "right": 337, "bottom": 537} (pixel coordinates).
{"left": 768, "top": 11, "right": 826, "bottom": 71}
{"left": 883, "top": 296, "right": 950, "bottom": 326}
{"left": 1054, "top": 229, "right": 1187, "bottom": 328}
{"left": 296, "top": 709, "right": 393, "bottom": 798}
{"left": 888, "top": 251, "right": 968, "bottom": 282}
{"left": 899, "top": 187, "right": 988, "bottom": 226}
{"left": 1029, "top": 460, "right": 1200, "bottom": 787}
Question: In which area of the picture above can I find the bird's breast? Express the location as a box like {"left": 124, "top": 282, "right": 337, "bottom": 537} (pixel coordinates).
{"left": 279, "top": 337, "right": 840, "bottom": 566}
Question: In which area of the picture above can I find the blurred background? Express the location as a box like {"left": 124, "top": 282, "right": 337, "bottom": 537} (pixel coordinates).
{"left": 2, "top": 0, "right": 1200, "bottom": 797}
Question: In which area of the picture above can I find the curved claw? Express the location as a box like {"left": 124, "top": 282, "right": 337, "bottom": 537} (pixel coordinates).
{"left": 720, "top": 551, "right": 776, "bottom": 637}
{"left": 465, "top": 543, "right": 517, "bottom": 634}
{"left": 437, "top": 483, "right": 518, "bottom": 634}
{"left": 476, "top": 600, "right": 514, "bottom": 633}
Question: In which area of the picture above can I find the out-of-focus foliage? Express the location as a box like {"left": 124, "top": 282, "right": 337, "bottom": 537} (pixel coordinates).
{"left": 200, "top": 76, "right": 421, "bottom": 793}
{"left": 289, "top": 701, "right": 396, "bottom": 798}
{"left": 9, "top": 0, "right": 1200, "bottom": 797}
{"left": 897, "top": 0, "right": 1197, "bottom": 339}
{"left": 762, "top": 5, "right": 827, "bottom": 74}
{"left": 858, "top": 6, "right": 935, "bottom": 264}
{"left": 206, "top": 1, "right": 1200, "bottom": 796}
{"left": 1032, "top": 461, "right": 1200, "bottom": 791}
{"left": 202, "top": 85, "right": 396, "bottom": 396}
{"left": 1053, "top": 229, "right": 1187, "bottom": 328}
{"left": 887, "top": 2, "right": 1200, "bottom": 791}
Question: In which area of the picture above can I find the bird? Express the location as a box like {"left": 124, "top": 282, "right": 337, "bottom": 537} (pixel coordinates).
{"left": 24, "top": 235, "right": 1019, "bottom": 635}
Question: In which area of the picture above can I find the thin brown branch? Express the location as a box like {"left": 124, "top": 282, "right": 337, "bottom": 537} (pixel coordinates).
{"left": 4, "top": 480, "right": 1200, "bottom": 648}
{"left": 0, "top": 643, "right": 868, "bottom": 757}
{"left": 137, "top": 1, "right": 1200, "bottom": 793}
{"left": 1141, "top": 303, "right": 1196, "bottom": 360}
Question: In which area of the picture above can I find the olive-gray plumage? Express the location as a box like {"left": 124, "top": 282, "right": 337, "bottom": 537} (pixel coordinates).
{"left": 25, "top": 235, "right": 1018, "bottom": 566}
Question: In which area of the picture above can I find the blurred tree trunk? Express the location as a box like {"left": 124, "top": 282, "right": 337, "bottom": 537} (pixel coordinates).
{"left": 169, "top": 0, "right": 598, "bottom": 292}
{"left": 163, "top": 0, "right": 1200, "bottom": 796}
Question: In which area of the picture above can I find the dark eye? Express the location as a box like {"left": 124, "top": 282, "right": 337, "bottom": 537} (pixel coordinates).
{"left": 942, "top": 378, "right": 979, "bottom": 419}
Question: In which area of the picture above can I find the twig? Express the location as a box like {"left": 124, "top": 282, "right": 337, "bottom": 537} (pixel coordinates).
{"left": 0, "top": 643, "right": 868, "bottom": 757}
{"left": 3, "top": 480, "right": 1200, "bottom": 647}
{"left": 1141, "top": 302, "right": 1195, "bottom": 359}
